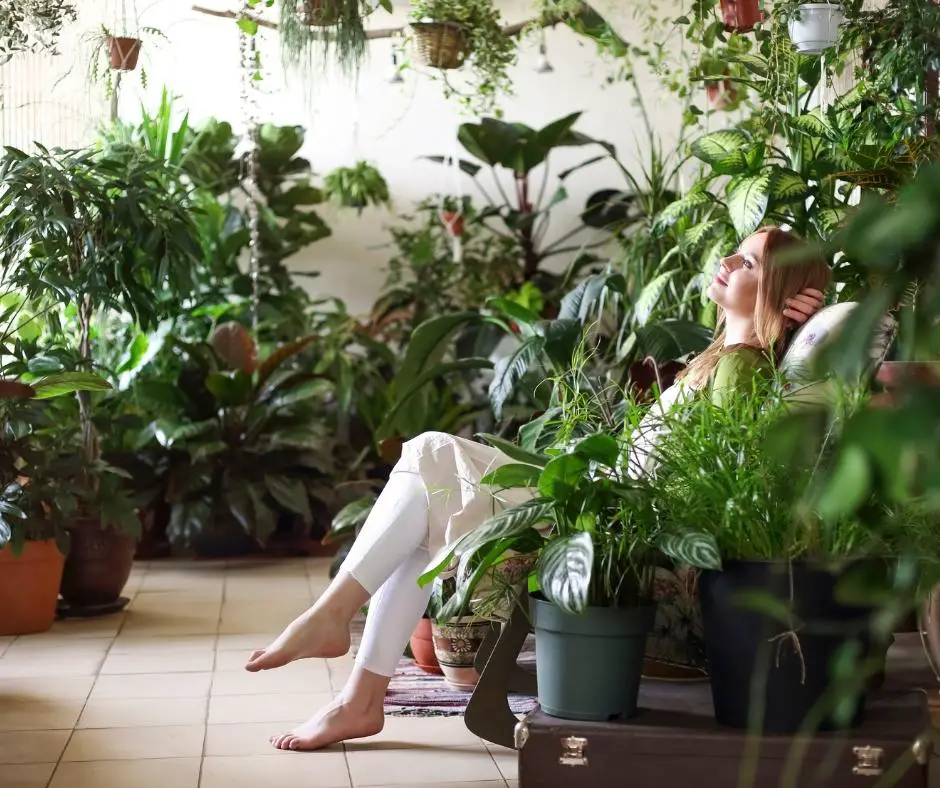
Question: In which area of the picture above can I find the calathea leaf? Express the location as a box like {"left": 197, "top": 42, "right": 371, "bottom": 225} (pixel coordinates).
{"left": 657, "top": 531, "right": 722, "bottom": 570}
{"left": 455, "top": 498, "right": 555, "bottom": 559}
{"left": 727, "top": 171, "right": 771, "bottom": 237}
{"left": 489, "top": 336, "right": 545, "bottom": 420}
{"left": 538, "top": 532, "right": 594, "bottom": 614}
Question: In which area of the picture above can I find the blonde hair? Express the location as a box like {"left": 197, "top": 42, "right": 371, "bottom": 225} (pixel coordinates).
{"left": 679, "top": 227, "right": 833, "bottom": 389}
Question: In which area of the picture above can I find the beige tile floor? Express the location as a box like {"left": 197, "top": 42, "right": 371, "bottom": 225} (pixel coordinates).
{"left": 0, "top": 559, "right": 519, "bottom": 788}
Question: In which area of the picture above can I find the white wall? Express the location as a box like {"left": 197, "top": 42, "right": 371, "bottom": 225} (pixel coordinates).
{"left": 0, "top": 0, "right": 691, "bottom": 315}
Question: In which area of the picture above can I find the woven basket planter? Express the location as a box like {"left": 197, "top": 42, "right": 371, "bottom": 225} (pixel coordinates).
{"left": 411, "top": 22, "right": 468, "bottom": 70}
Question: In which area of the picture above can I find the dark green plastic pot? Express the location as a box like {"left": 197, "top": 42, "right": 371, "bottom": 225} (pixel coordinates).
{"left": 530, "top": 594, "right": 656, "bottom": 721}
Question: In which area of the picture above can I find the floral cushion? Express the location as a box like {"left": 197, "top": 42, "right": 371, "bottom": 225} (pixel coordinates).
{"left": 780, "top": 302, "right": 896, "bottom": 381}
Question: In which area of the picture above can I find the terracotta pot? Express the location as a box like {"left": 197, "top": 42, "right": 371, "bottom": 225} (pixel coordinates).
{"left": 409, "top": 617, "right": 443, "bottom": 675}
{"left": 431, "top": 618, "right": 493, "bottom": 691}
{"left": 60, "top": 517, "right": 137, "bottom": 608}
{"left": 719, "top": 0, "right": 762, "bottom": 31}
{"left": 0, "top": 539, "right": 65, "bottom": 635}
{"left": 441, "top": 211, "right": 464, "bottom": 237}
{"left": 109, "top": 36, "right": 142, "bottom": 71}
{"left": 706, "top": 77, "right": 739, "bottom": 111}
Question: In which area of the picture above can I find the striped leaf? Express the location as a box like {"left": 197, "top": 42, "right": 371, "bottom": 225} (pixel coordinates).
{"left": 657, "top": 531, "right": 722, "bottom": 570}
{"left": 692, "top": 131, "right": 750, "bottom": 168}
{"left": 538, "top": 532, "right": 594, "bottom": 614}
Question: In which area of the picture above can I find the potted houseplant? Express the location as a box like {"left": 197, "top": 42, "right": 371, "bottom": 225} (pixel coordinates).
{"left": 323, "top": 160, "right": 391, "bottom": 214}
{"left": 157, "top": 325, "right": 337, "bottom": 557}
{"left": 785, "top": 2, "right": 844, "bottom": 55}
{"left": 0, "top": 144, "right": 203, "bottom": 608}
{"left": 424, "top": 428, "right": 659, "bottom": 721}
{"left": 651, "top": 372, "right": 912, "bottom": 734}
{"left": 0, "top": 368, "right": 112, "bottom": 634}
{"left": 409, "top": 0, "right": 516, "bottom": 115}
{"left": 439, "top": 195, "right": 469, "bottom": 237}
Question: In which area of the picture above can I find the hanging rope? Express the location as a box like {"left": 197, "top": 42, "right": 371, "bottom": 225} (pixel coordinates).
{"left": 438, "top": 134, "right": 464, "bottom": 263}
{"left": 238, "top": 0, "right": 263, "bottom": 335}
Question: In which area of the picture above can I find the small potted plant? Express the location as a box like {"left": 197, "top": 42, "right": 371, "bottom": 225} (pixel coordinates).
{"left": 323, "top": 161, "right": 391, "bottom": 214}
{"left": 409, "top": 0, "right": 516, "bottom": 115}
{"left": 784, "top": 2, "right": 844, "bottom": 55}
{"left": 86, "top": 24, "right": 166, "bottom": 94}
{"left": 425, "top": 430, "right": 659, "bottom": 721}
{"left": 439, "top": 195, "right": 470, "bottom": 236}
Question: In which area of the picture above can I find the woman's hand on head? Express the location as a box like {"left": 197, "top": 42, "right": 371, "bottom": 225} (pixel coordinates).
{"left": 783, "top": 288, "right": 825, "bottom": 326}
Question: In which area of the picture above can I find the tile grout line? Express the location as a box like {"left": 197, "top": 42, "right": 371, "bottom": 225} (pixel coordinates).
{"left": 43, "top": 561, "right": 150, "bottom": 787}
{"left": 197, "top": 561, "right": 228, "bottom": 785}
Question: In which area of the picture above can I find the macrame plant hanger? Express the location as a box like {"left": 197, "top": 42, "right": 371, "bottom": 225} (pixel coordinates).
{"left": 238, "top": 0, "right": 263, "bottom": 335}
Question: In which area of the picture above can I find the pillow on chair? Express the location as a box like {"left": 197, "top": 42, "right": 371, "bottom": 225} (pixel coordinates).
{"left": 780, "top": 302, "right": 896, "bottom": 382}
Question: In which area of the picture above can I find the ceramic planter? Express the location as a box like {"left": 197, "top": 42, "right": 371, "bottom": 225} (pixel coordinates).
{"left": 699, "top": 560, "right": 878, "bottom": 733}
{"left": 431, "top": 618, "right": 493, "bottom": 690}
{"left": 787, "top": 4, "right": 844, "bottom": 55}
{"left": 530, "top": 594, "right": 656, "bottom": 721}
{"left": 0, "top": 539, "right": 65, "bottom": 635}
{"left": 719, "top": 0, "right": 762, "bottom": 32}
{"left": 108, "top": 36, "right": 142, "bottom": 71}
{"left": 410, "top": 617, "right": 443, "bottom": 675}
{"left": 59, "top": 517, "right": 136, "bottom": 611}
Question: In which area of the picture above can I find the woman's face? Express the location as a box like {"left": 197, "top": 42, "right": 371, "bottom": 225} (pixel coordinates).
{"left": 706, "top": 232, "right": 768, "bottom": 317}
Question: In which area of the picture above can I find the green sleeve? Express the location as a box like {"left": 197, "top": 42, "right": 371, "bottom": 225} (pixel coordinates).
{"left": 710, "top": 348, "right": 768, "bottom": 406}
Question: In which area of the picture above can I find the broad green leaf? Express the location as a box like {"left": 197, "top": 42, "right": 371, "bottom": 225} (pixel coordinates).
{"left": 489, "top": 337, "right": 544, "bottom": 420}
{"left": 538, "top": 532, "right": 594, "bottom": 614}
{"left": 455, "top": 498, "right": 555, "bottom": 559}
{"left": 396, "top": 312, "right": 480, "bottom": 385}
{"left": 657, "top": 531, "right": 722, "bottom": 570}
{"left": 264, "top": 475, "right": 312, "bottom": 523}
{"left": 816, "top": 445, "right": 871, "bottom": 520}
{"left": 481, "top": 463, "right": 542, "bottom": 490}
{"left": 710, "top": 150, "right": 750, "bottom": 176}
{"left": 205, "top": 370, "right": 253, "bottom": 406}
{"left": 32, "top": 372, "right": 112, "bottom": 399}
{"left": 770, "top": 167, "right": 809, "bottom": 201}
{"left": 325, "top": 495, "right": 376, "bottom": 543}
{"left": 727, "top": 171, "right": 771, "bottom": 237}
{"left": 653, "top": 190, "right": 715, "bottom": 234}
{"left": 692, "top": 130, "right": 750, "bottom": 168}
{"left": 572, "top": 433, "right": 620, "bottom": 466}
{"left": 538, "top": 454, "right": 589, "bottom": 500}
{"left": 790, "top": 113, "right": 837, "bottom": 143}
{"left": 635, "top": 270, "right": 678, "bottom": 325}
{"left": 478, "top": 434, "right": 548, "bottom": 467}
{"left": 634, "top": 319, "right": 713, "bottom": 362}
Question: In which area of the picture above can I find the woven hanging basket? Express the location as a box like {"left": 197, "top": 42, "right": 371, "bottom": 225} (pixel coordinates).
{"left": 299, "top": 0, "right": 341, "bottom": 27}
{"left": 411, "top": 22, "right": 469, "bottom": 70}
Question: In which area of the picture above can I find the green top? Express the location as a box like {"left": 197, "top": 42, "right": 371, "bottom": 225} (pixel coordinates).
{"left": 710, "top": 345, "right": 771, "bottom": 407}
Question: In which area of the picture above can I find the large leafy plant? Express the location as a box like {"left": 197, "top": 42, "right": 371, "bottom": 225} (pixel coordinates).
{"left": 425, "top": 112, "right": 620, "bottom": 294}
{"left": 154, "top": 324, "right": 336, "bottom": 550}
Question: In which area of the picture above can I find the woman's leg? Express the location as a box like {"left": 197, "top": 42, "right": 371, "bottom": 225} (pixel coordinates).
{"left": 269, "top": 546, "right": 433, "bottom": 751}
{"left": 245, "top": 470, "right": 430, "bottom": 672}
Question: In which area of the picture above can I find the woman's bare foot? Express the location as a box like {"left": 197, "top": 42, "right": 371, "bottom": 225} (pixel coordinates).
{"left": 245, "top": 571, "right": 371, "bottom": 672}
{"left": 245, "top": 610, "right": 351, "bottom": 672}
{"left": 269, "top": 695, "right": 385, "bottom": 751}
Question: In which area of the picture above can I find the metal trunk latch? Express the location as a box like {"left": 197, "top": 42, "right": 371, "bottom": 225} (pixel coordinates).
{"left": 513, "top": 721, "right": 529, "bottom": 750}
{"left": 559, "top": 736, "right": 588, "bottom": 767}
{"left": 852, "top": 745, "right": 885, "bottom": 777}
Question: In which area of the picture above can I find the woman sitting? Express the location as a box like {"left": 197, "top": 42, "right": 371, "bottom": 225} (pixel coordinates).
{"left": 244, "top": 226, "right": 831, "bottom": 751}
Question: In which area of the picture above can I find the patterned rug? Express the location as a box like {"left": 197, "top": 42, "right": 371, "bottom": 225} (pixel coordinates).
{"left": 350, "top": 618, "right": 539, "bottom": 717}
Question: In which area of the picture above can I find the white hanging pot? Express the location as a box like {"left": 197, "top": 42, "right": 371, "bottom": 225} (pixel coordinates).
{"left": 787, "top": 3, "right": 843, "bottom": 55}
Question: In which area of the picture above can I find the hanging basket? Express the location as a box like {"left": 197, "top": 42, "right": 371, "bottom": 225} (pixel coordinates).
{"left": 299, "top": 0, "right": 341, "bottom": 27}
{"left": 787, "top": 3, "right": 844, "bottom": 55}
{"left": 108, "top": 36, "right": 142, "bottom": 71}
{"left": 718, "top": 0, "right": 762, "bottom": 32}
{"left": 411, "top": 22, "right": 469, "bottom": 71}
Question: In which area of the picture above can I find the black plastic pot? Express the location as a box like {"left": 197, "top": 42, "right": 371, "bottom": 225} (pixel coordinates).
{"left": 530, "top": 594, "right": 656, "bottom": 722}
{"left": 700, "top": 561, "right": 877, "bottom": 734}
